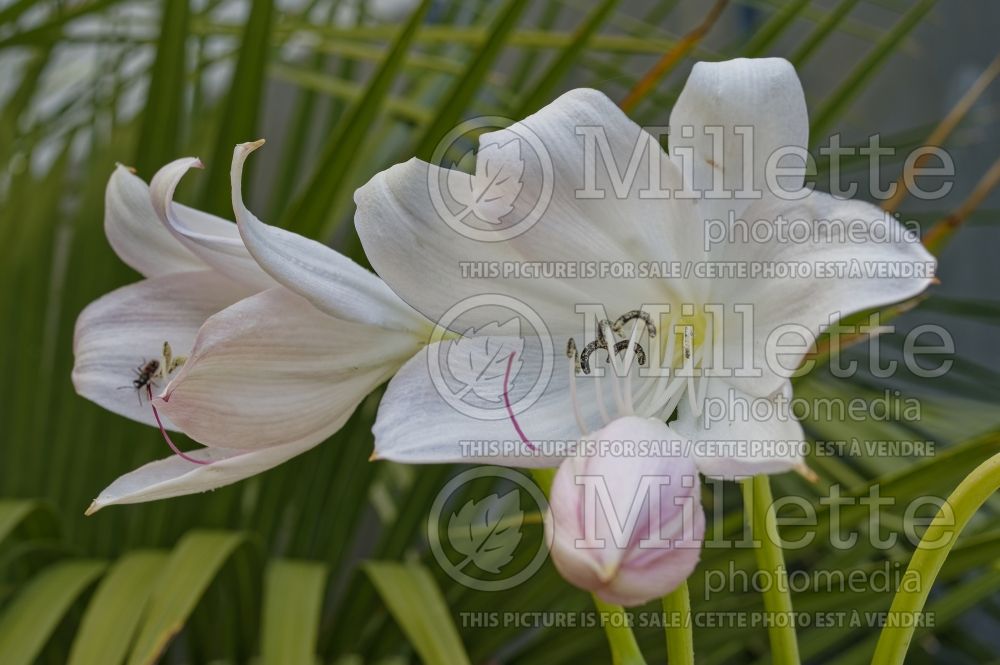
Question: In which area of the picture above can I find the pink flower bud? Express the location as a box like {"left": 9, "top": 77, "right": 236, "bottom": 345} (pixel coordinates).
{"left": 545, "top": 416, "right": 704, "bottom": 606}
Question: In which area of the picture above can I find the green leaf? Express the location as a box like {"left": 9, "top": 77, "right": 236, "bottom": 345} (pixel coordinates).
{"left": 742, "top": 0, "right": 810, "bottom": 57}
{"left": 126, "top": 531, "right": 250, "bottom": 665}
{"left": 0, "top": 500, "right": 57, "bottom": 545}
{"left": 134, "top": 0, "right": 189, "bottom": 176}
{"left": 199, "top": 0, "right": 274, "bottom": 216}
{"left": 789, "top": 0, "right": 862, "bottom": 66}
{"left": 283, "top": 0, "right": 433, "bottom": 239}
{"left": 0, "top": 560, "right": 107, "bottom": 665}
{"left": 412, "top": 0, "right": 529, "bottom": 161}
{"left": 67, "top": 551, "right": 169, "bottom": 665}
{"left": 261, "top": 560, "right": 327, "bottom": 665}
{"left": 810, "top": 0, "right": 936, "bottom": 139}
{"left": 512, "top": 0, "right": 619, "bottom": 118}
{"left": 364, "top": 561, "right": 472, "bottom": 665}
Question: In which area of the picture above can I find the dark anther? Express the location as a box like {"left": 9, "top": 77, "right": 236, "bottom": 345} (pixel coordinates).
{"left": 613, "top": 310, "right": 657, "bottom": 338}
{"left": 566, "top": 338, "right": 581, "bottom": 372}
{"left": 579, "top": 339, "right": 647, "bottom": 374}
{"left": 579, "top": 338, "right": 606, "bottom": 375}
{"left": 613, "top": 340, "right": 647, "bottom": 366}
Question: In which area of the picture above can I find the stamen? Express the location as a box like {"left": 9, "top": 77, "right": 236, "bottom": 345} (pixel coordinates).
{"left": 613, "top": 310, "right": 657, "bottom": 339}
{"left": 579, "top": 338, "right": 604, "bottom": 375}
{"left": 148, "top": 386, "right": 211, "bottom": 465}
{"left": 696, "top": 315, "right": 713, "bottom": 407}
{"left": 621, "top": 320, "right": 643, "bottom": 414}
{"left": 600, "top": 320, "right": 627, "bottom": 415}
{"left": 566, "top": 339, "right": 588, "bottom": 436}
{"left": 634, "top": 314, "right": 677, "bottom": 412}
{"left": 503, "top": 352, "right": 536, "bottom": 452}
{"left": 683, "top": 325, "right": 700, "bottom": 416}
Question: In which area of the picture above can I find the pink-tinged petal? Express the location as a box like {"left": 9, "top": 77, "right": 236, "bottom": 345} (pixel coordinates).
{"left": 673, "top": 380, "right": 805, "bottom": 479}
{"left": 230, "top": 141, "right": 427, "bottom": 334}
{"left": 72, "top": 271, "right": 255, "bottom": 428}
{"left": 670, "top": 58, "right": 808, "bottom": 222}
{"left": 156, "top": 286, "right": 421, "bottom": 450}
{"left": 85, "top": 437, "right": 317, "bottom": 513}
{"left": 104, "top": 165, "right": 207, "bottom": 277}
{"left": 546, "top": 417, "right": 704, "bottom": 607}
{"left": 148, "top": 157, "right": 276, "bottom": 290}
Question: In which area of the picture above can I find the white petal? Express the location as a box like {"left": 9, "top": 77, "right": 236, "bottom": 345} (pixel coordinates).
{"left": 355, "top": 88, "right": 709, "bottom": 335}
{"left": 86, "top": 437, "right": 317, "bottom": 513}
{"left": 104, "top": 165, "right": 206, "bottom": 277}
{"left": 72, "top": 271, "right": 255, "bottom": 428}
{"left": 670, "top": 58, "right": 808, "bottom": 221}
{"left": 372, "top": 336, "right": 616, "bottom": 467}
{"left": 148, "top": 157, "right": 276, "bottom": 290}
{"left": 156, "top": 286, "right": 421, "bottom": 450}
{"left": 712, "top": 190, "right": 936, "bottom": 396}
{"left": 230, "top": 141, "right": 427, "bottom": 334}
{"left": 673, "top": 379, "right": 805, "bottom": 479}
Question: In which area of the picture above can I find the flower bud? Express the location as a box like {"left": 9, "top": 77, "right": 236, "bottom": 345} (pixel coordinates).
{"left": 545, "top": 416, "right": 704, "bottom": 606}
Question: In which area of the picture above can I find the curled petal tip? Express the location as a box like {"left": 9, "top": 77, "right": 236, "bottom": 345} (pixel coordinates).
{"left": 115, "top": 162, "right": 137, "bottom": 174}
{"left": 795, "top": 463, "right": 819, "bottom": 484}
{"left": 84, "top": 500, "right": 101, "bottom": 517}
{"left": 191, "top": 158, "right": 205, "bottom": 169}
{"left": 237, "top": 139, "right": 266, "bottom": 155}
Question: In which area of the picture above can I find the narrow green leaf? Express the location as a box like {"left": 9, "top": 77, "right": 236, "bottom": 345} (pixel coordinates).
{"left": 199, "top": 0, "right": 274, "bottom": 217}
{"left": 512, "top": 0, "right": 619, "bottom": 118}
{"left": 919, "top": 295, "right": 1000, "bottom": 325}
{"left": 742, "top": 0, "right": 810, "bottom": 57}
{"left": 789, "top": 0, "right": 862, "bottom": 66}
{"left": 261, "top": 560, "right": 328, "bottom": 665}
{"left": 364, "top": 561, "right": 472, "bottom": 665}
{"left": 0, "top": 560, "right": 107, "bottom": 665}
{"left": 126, "top": 531, "right": 249, "bottom": 665}
{"left": 67, "top": 551, "right": 169, "bottom": 665}
{"left": 810, "top": 0, "right": 936, "bottom": 139}
{"left": 0, "top": 0, "right": 120, "bottom": 50}
{"left": 412, "top": 0, "right": 529, "bottom": 161}
{"left": 0, "top": 500, "right": 57, "bottom": 545}
{"left": 133, "top": 0, "right": 189, "bottom": 176}
{"left": 282, "top": 0, "right": 433, "bottom": 238}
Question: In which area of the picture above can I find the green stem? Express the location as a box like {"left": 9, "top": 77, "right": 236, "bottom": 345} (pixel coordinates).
{"left": 592, "top": 596, "right": 647, "bottom": 665}
{"left": 661, "top": 582, "right": 694, "bottom": 664}
{"left": 742, "top": 475, "right": 800, "bottom": 665}
{"left": 529, "top": 468, "right": 645, "bottom": 665}
{"left": 872, "top": 452, "right": 1000, "bottom": 665}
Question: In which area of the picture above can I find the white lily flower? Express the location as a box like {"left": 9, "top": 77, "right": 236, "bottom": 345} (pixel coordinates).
{"left": 355, "top": 58, "right": 936, "bottom": 479}
{"left": 74, "top": 145, "right": 426, "bottom": 512}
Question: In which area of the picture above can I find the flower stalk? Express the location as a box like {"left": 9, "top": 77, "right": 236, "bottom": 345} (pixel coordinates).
{"left": 742, "top": 475, "right": 800, "bottom": 665}
{"left": 873, "top": 452, "right": 1000, "bottom": 664}
{"left": 592, "top": 596, "right": 647, "bottom": 665}
{"left": 661, "top": 581, "right": 694, "bottom": 665}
